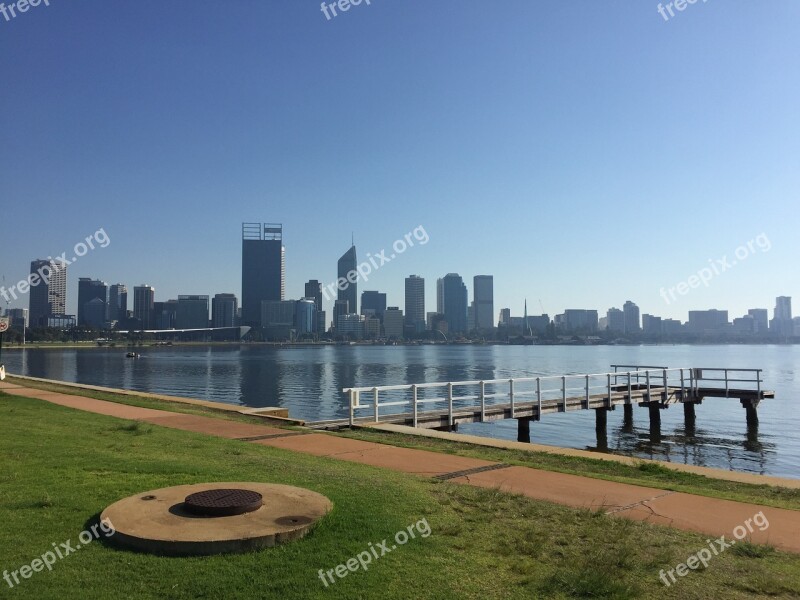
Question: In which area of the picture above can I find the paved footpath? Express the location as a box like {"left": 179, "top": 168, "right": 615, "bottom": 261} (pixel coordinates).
{"left": 3, "top": 380, "right": 800, "bottom": 553}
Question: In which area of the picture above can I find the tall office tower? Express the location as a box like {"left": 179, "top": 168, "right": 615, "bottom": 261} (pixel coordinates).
{"left": 361, "top": 291, "right": 387, "bottom": 321}
{"left": 295, "top": 299, "right": 316, "bottom": 335}
{"left": 212, "top": 293, "right": 238, "bottom": 328}
{"left": 176, "top": 295, "right": 210, "bottom": 329}
{"left": 241, "top": 223, "right": 285, "bottom": 327}
{"left": 77, "top": 278, "right": 108, "bottom": 327}
{"left": 108, "top": 284, "right": 128, "bottom": 322}
{"left": 441, "top": 273, "right": 468, "bottom": 334}
{"left": 606, "top": 308, "right": 625, "bottom": 332}
{"left": 772, "top": 296, "right": 793, "bottom": 335}
{"left": 333, "top": 299, "right": 349, "bottom": 324}
{"left": 623, "top": 300, "right": 640, "bottom": 333}
{"left": 473, "top": 275, "right": 494, "bottom": 331}
{"left": 436, "top": 278, "right": 444, "bottom": 313}
{"left": 133, "top": 285, "right": 156, "bottom": 329}
{"left": 28, "top": 259, "right": 67, "bottom": 327}
{"left": 404, "top": 275, "right": 425, "bottom": 332}
{"left": 304, "top": 280, "right": 323, "bottom": 312}
{"left": 337, "top": 244, "right": 358, "bottom": 315}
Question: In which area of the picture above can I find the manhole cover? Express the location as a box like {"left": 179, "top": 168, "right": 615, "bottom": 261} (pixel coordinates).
{"left": 184, "top": 489, "right": 263, "bottom": 517}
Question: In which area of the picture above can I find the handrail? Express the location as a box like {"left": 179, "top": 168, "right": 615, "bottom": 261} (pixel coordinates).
{"left": 344, "top": 366, "right": 765, "bottom": 426}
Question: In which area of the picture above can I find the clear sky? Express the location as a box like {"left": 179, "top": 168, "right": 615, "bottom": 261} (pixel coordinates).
{"left": 1, "top": 1, "right": 798, "bottom": 323}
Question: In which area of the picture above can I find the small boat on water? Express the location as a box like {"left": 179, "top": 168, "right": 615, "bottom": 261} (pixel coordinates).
{"left": 126, "top": 352, "right": 140, "bottom": 358}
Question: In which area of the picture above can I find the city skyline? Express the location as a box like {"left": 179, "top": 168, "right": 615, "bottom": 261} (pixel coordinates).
{"left": 1, "top": 3, "right": 797, "bottom": 324}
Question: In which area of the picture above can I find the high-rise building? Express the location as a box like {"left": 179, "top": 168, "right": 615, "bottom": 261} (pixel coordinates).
{"left": 176, "top": 295, "right": 209, "bottom": 329}
{"left": 28, "top": 259, "right": 67, "bottom": 327}
{"left": 747, "top": 309, "right": 769, "bottom": 333}
{"left": 404, "top": 275, "right": 425, "bottom": 332}
{"left": 623, "top": 301, "right": 640, "bottom": 333}
{"left": 304, "top": 280, "right": 323, "bottom": 312}
{"left": 473, "top": 276, "right": 494, "bottom": 332}
{"left": 242, "top": 223, "right": 285, "bottom": 327}
{"left": 108, "top": 284, "right": 128, "bottom": 322}
{"left": 154, "top": 300, "right": 177, "bottom": 330}
{"left": 133, "top": 285, "right": 155, "bottom": 329}
{"left": 642, "top": 314, "right": 662, "bottom": 335}
{"left": 384, "top": 307, "right": 404, "bottom": 339}
{"left": 440, "top": 273, "right": 468, "bottom": 334}
{"left": 337, "top": 313, "right": 365, "bottom": 339}
{"left": 5, "top": 308, "right": 28, "bottom": 331}
{"left": 337, "top": 244, "right": 358, "bottom": 316}
{"left": 606, "top": 308, "right": 625, "bottom": 333}
{"left": 77, "top": 278, "right": 108, "bottom": 327}
{"left": 771, "top": 296, "right": 793, "bottom": 335}
{"left": 295, "top": 299, "right": 316, "bottom": 335}
{"left": 436, "top": 278, "right": 444, "bottom": 314}
{"left": 688, "top": 310, "right": 729, "bottom": 332}
{"left": 261, "top": 300, "right": 296, "bottom": 327}
{"left": 498, "top": 308, "right": 511, "bottom": 327}
{"left": 84, "top": 298, "right": 107, "bottom": 329}
{"left": 212, "top": 293, "right": 238, "bottom": 328}
{"left": 361, "top": 291, "right": 387, "bottom": 321}
{"left": 557, "top": 309, "right": 598, "bottom": 333}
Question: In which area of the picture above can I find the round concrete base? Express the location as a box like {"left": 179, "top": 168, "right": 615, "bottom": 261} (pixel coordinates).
{"left": 100, "top": 482, "right": 332, "bottom": 556}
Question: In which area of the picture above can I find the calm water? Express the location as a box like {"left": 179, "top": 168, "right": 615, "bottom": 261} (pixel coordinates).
{"left": 3, "top": 344, "right": 798, "bottom": 478}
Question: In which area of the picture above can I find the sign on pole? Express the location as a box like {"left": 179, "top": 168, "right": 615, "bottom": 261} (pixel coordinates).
{"left": 0, "top": 318, "right": 9, "bottom": 333}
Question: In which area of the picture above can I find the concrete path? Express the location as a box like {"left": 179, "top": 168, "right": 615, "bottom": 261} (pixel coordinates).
{"left": 2, "top": 380, "right": 799, "bottom": 553}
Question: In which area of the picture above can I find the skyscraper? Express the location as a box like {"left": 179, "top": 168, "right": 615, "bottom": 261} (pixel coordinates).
{"left": 133, "top": 285, "right": 155, "bottom": 329}
{"left": 28, "top": 259, "right": 67, "bottom": 327}
{"left": 176, "top": 295, "right": 210, "bottom": 329}
{"left": 77, "top": 278, "right": 108, "bottom": 327}
{"left": 108, "top": 284, "right": 128, "bottom": 322}
{"left": 212, "top": 293, "right": 238, "bottom": 328}
{"left": 304, "top": 280, "right": 323, "bottom": 312}
{"left": 361, "top": 291, "right": 387, "bottom": 321}
{"left": 337, "top": 244, "right": 358, "bottom": 315}
{"left": 242, "top": 223, "right": 285, "bottom": 327}
{"left": 771, "top": 296, "right": 793, "bottom": 335}
{"left": 623, "top": 301, "right": 640, "bottom": 333}
{"left": 441, "top": 273, "right": 468, "bottom": 334}
{"left": 404, "top": 275, "right": 425, "bottom": 333}
{"left": 473, "top": 275, "right": 494, "bottom": 332}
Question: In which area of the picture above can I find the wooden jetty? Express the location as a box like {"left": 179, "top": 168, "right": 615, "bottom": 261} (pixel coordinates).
{"left": 341, "top": 365, "right": 774, "bottom": 444}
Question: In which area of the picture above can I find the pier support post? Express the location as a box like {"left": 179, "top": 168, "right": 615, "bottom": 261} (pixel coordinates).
{"left": 622, "top": 404, "right": 634, "bottom": 432}
{"left": 517, "top": 417, "right": 532, "bottom": 443}
{"left": 594, "top": 408, "right": 610, "bottom": 451}
{"left": 641, "top": 401, "right": 663, "bottom": 443}
{"left": 742, "top": 400, "right": 759, "bottom": 428}
{"left": 683, "top": 402, "right": 696, "bottom": 430}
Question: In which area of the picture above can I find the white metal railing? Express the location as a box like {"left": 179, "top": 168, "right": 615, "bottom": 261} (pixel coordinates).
{"left": 344, "top": 366, "right": 766, "bottom": 427}
{"left": 345, "top": 367, "right": 689, "bottom": 427}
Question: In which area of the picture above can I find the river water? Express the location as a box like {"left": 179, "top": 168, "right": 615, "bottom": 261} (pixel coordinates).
{"left": 3, "top": 344, "right": 798, "bottom": 478}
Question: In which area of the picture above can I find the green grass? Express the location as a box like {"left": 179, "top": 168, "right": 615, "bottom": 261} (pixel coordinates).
{"left": 5, "top": 375, "right": 296, "bottom": 428}
{"left": 1, "top": 391, "right": 799, "bottom": 599}
{"left": 8, "top": 375, "right": 800, "bottom": 511}
{"left": 338, "top": 429, "right": 800, "bottom": 511}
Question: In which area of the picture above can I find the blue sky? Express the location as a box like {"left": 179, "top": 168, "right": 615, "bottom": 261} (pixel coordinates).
{"left": 1, "top": 0, "right": 798, "bottom": 322}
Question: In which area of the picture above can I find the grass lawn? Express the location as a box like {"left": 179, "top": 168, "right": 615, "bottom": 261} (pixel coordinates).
{"left": 1, "top": 391, "right": 799, "bottom": 599}
{"left": 8, "top": 375, "right": 800, "bottom": 511}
